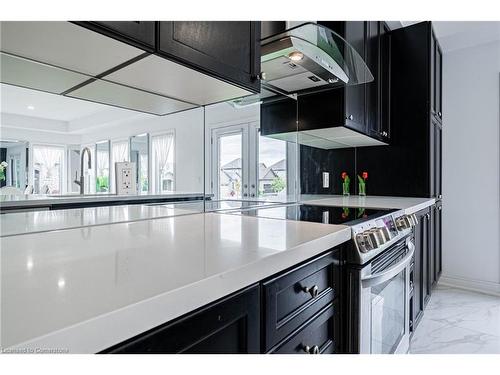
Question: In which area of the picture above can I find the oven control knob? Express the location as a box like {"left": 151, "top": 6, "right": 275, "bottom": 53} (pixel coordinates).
{"left": 411, "top": 214, "right": 418, "bottom": 226}
{"left": 367, "top": 229, "right": 381, "bottom": 248}
{"left": 380, "top": 226, "right": 391, "bottom": 242}
{"left": 356, "top": 233, "right": 373, "bottom": 252}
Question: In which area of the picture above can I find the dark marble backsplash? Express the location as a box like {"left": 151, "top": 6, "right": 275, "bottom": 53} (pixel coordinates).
{"left": 300, "top": 145, "right": 357, "bottom": 195}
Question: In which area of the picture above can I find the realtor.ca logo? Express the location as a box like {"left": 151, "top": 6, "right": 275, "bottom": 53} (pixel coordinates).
{"left": 0, "top": 347, "right": 69, "bottom": 354}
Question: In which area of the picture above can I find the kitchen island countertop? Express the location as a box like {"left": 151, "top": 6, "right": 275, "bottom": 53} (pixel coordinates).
{"left": 0, "top": 212, "right": 351, "bottom": 353}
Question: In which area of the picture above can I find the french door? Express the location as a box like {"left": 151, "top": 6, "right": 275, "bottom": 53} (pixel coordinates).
{"left": 210, "top": 122, "right": 296, "bottom": 201}
{"left": 211, "top": 123, "right": 258, "bottom": 200}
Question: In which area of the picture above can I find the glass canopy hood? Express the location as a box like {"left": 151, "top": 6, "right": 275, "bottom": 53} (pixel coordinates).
{"left": 260, "top": 22, "right": 374, "bottom": 94}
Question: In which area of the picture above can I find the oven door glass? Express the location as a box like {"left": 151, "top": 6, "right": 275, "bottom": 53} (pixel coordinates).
{"left": 370, "top": 271, "right": 406, "bottom": 354}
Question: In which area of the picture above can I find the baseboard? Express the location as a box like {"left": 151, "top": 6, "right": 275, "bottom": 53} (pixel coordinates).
{"left": 439, "top": 275, "right": 500, "bottom": 297}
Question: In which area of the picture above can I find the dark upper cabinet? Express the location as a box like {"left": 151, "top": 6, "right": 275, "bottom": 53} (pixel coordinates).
{"left": 344, "top": 21, "right": 367, "bottom": 134}
{"left": 295, "top": 21, "right": 390, "bottom": 142}
{"left": 435, "top": 43, "right": 443, "bottom": 121}
{"left": 157, "top": 21, "right": 261, "bottom": 93}
{"left": 358, "top": 22, "right": 443, "bottom": 198}
{"left": 74, "top": 21, "right": 156, "bottom": 51}
{"left": 103, "top": 285, "right": 260, "bottom": 354}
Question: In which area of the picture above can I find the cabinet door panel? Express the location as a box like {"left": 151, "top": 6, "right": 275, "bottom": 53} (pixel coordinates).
{"left": 366, "top": 21, "right": 379, "bottom": 138}
{"left": 430, "top": 31, "right": 436, "bottom": 117}
{"left": 436, "top": 45, "right": 443, "bottom": 119}
{"left": 158, "top": 21, "right": 260, "bottom": 92}
{"left": 270, "top": 304, "right": 335, "bottom": 354}
{"left": 379, "top": 22, "right": 391, "bottom": 140}
{"left": 90, "top": 21, "right": 156, "bottom": 50}
{"left": 103, "top": 285, "right": 260, "bottom": 354}
{"left": 344, "top": 21, "right": 366, "bottom": 132}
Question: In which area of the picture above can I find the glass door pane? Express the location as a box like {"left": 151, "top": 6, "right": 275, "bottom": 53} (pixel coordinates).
{"left": 218, "top": 132, "right": 243, "bottom": 200}
{"left": 370, "top": 272, "right": 406, "bottom": 354}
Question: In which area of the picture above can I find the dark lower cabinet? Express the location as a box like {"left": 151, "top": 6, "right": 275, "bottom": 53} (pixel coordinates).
{"left": 269, "top": 304, "right": 336, "bottom": 354}
{"left": 158, "top": 21, "right": 261, "bottom": 93}
{"left": 262, "top": 250, "right": 340, "bottom": 352}
{"left": 411, "top": 207, "right": 430, "bottom": 332}
{"left": 102, "top": 285, "right": 260, "bottom": 354}
{"left": 102, "top": 249, "right": 341, "bottom": 354}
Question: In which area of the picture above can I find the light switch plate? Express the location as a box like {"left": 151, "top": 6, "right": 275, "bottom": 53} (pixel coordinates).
{"left": 115, "top": 161, "right": 137, "bottom": 195}
{"left": 322, "top": 172, "right": 330, "bottom": 188}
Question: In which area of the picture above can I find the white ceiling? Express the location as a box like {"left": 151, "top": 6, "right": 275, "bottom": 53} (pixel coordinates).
{"left": 0, "top": 83, "right": 138, "bottom": 122}
{"left": 401, "top": 21, "right": 500, "bottom": 52}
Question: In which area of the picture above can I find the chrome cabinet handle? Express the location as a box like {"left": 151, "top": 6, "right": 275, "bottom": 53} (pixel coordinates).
{"left": 347, "top": 114, "right": 354, "bottom": 121}
{"left": 302, "top": 285, "right": 319, "bottom": 298}
{"left": 303, "top": 345, "right": 320, "bottom": 354}
{"left": 425, "top": 213, "right": 430, "bottom": 219}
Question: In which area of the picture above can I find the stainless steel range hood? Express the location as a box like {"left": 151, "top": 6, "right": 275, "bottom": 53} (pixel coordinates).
{"left": 261, "top": 22, "right": 374, "bottom": 94}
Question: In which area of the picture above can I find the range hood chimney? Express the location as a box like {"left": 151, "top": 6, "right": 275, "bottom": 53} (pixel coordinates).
{"left": 260, "top": 22, "right": 374, "bottom": 95}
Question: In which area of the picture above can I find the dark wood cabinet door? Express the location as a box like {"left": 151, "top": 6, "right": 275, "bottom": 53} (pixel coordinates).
{"left": 430, "top": 30, "right": 436, "bottom": 117}
{"left": 103, "top": 285, "right": 260, "bottom": 354}
{"left": 435, "top": 44, "right": 443, "bottom": 120}
{"left": 75, "top": 21, "right": 156, "bottom": 51}
{"left": 365, "top": 21, "right": 379, "bottom": 138}
{"left": 270, "top": 304, "right": 336, "bottom": 354}
{"left": 435, "top": 203, "right": 443, "bottom": 279}
{"left": 429, "top": 207, "right": 437, "bottom": 289}
{"left": 158, "top": 21, "right": 261, "bottom": 92}
{"left": 413, "top": 209, "right": 429, "bottom": 326}
{"left": 344, "top": 21, "right": 367, "bottom": 133}
{"left": 434, "top": 122, "right": 443, "bottom": 198}
{"left": 379, "top": 22, "right": 391, "bottom": 140}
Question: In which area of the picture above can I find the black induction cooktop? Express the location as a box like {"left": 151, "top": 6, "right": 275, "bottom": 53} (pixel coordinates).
{"left": 233, "top": 204, "right": 396, "bottom": 225}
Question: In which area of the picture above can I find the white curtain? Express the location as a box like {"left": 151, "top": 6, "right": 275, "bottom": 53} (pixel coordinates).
{"left": 112, "top": 141, "right": 129, "bottom": 164}
{"left": 33, "top": 145, "right": 64, "bottom": 194}
{"left": 152, "top": 133, "right": 174, "bottom": 193}
{"left": 97, "top": 150, "right": 109, "bottom": 175}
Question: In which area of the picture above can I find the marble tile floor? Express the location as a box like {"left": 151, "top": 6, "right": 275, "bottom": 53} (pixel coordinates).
{"left": 410, "top": 284, "right": 500, "bottom": 354}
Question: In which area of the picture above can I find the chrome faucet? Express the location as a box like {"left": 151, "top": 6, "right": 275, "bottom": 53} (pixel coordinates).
{"left": 74, "top": 147, "right": 92, "bottom": 194}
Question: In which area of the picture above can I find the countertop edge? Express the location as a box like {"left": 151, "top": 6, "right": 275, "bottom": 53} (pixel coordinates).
{"left": 5, "top": 226, "right": 351, "bottom": 353}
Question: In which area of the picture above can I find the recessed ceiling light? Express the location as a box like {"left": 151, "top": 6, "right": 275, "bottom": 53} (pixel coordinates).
{"left": 288, "top": 51, "right": 304, "bottom": 62}
{"left": 27, "top": 105, "right": 35, "bottom": 110}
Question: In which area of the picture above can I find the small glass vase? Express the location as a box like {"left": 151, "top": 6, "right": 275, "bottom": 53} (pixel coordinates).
{"left": 358, "top": 181, "right": 366, "bottom": 196}
{"left": 342, "top": 181, "right": 350, "bottom": 196}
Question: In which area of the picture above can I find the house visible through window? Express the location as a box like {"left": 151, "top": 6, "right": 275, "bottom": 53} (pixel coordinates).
{"left": 32, "top": 145, "right": 64, "bottom": 194}
{"left": 152, "top": 133, "right": 174, "bottom": 193}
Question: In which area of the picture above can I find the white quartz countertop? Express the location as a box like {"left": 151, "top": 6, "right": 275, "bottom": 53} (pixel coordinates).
{"left": 0, "top": 192, "right": 204, "bottom": 208}
{"left": 300, "top": 195, "right": 436, "bottom": 215}
{"left": 0, "top": 202, "right": 203, "bottom": 237}
{"left": 0, "top": 212, "right": 351, "bottom": 353}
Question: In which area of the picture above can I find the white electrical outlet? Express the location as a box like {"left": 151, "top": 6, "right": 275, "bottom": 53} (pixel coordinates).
{"left": 115, "top": 162, "right": 137, "bottom": 195}
{"left": 322, "top": 172, "right": 330, "bottom": 188}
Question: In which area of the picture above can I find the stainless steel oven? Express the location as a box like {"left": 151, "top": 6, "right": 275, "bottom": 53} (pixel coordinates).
{"left": 346, "top": 235, "right": 415, "bottom": 354}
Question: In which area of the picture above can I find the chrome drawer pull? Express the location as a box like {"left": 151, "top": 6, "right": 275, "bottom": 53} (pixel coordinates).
{"left": 302, "top": 285, "right": 319, "bottom": 298}
{"left": 303, "top": 345, "right": 320, "bottom": 354}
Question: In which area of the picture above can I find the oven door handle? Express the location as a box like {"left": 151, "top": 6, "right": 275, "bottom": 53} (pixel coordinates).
{"left": 361, "top": 243, "right": 415, "bottom": 288}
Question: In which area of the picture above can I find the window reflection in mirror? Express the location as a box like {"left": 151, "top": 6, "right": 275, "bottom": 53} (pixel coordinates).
{"left": 0, "top": 140, "right": 30, "bottom": 195}
{"left": 130, "top": 134, "right": 149, "bottom": 194}
{"left": 95, "top": 140, "right": 110, "bottom": 193}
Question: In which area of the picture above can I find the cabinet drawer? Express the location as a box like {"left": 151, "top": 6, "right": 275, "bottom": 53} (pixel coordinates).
{"left": 262, "top": 250, "right": 339, "bottom": 351}
{"left": 270, "top": 303, "right": 335, "bottom": 354}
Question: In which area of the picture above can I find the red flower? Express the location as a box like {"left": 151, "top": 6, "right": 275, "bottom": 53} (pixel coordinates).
{"left": 341, "top": 172, "right": 348, "bottom": 180}
{"left": 362, "top": 171, "right": 368, "bottom": 180}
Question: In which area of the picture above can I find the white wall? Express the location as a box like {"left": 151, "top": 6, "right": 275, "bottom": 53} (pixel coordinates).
{"left": 441, "top": 41, "right": 500, "bottom": 294}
